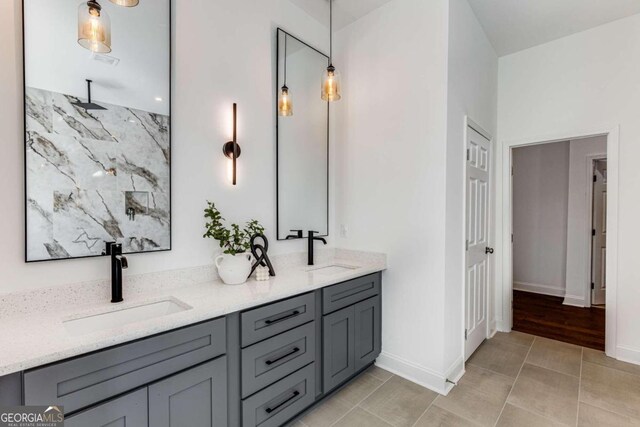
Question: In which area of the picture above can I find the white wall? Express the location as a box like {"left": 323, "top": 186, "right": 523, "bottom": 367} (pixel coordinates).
{"left": 565, "top": 136, "right": 607, "bottom": 306}
{"left": 0, "top": 0, "right": 330, "bottom": 293}
{"left": 512, "top": 141, "right": 570, "bottom": 297}
{"left": 333, "top": 0, "right": 451, "bottom": 391}
{"left": 498, "top": 13, "right": 640, "bottom": 362}
{"left": 444, "top": 0, "right": 498, "bottom": 376}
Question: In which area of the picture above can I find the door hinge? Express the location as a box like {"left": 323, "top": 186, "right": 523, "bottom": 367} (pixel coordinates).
{"left": 464, "top": 329, "right": 468, "bottom": 340}
{"left": 592, "top": 229, "right": 596, "bottom": 236}
{"left": 593, "top": 175, "right": 597, "bottom": 183}
{"left": 511, "top": 233, "right": 514, "bottom": 243}
{"left": 511, "top": 166, "right": 514, "bottom": 176}
{"left": 466, "top": 149, "right": 470, "bottom": 161}
{"left": 465, "top": 240, "right": 469, "bottom": 251}
{"left": 591, "top": 282, "right": 595, "bottom": 290}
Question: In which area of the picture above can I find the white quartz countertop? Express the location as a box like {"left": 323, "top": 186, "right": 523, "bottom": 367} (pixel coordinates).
{"left": 0, "top": 249, "right": 385, "bottom": 376}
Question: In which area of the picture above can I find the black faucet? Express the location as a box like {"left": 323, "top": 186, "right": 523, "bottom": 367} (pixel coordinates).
{"left": 286, "top": 229, "right": 303, "bottom": 240}
{"left": 307, "top": 231, "right": 327, "bottom": 266}
{"left": 104, "top": 242, "right": 128, "bottom": 303}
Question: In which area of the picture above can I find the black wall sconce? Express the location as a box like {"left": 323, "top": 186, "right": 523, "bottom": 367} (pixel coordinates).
{"left": 223, "top": 103, "right": 241, "bottom": 186}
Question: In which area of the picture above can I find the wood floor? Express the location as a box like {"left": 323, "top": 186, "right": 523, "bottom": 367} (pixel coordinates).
{"left": 512, "top": 290, "right": 605, "bottom": 350}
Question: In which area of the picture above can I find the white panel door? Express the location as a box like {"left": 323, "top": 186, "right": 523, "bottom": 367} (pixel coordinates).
{"left": 465, "top": 127, "right": 492, "bottom": 360}
{"left": 591, "top": 160, "right": 607, "bottom": 305}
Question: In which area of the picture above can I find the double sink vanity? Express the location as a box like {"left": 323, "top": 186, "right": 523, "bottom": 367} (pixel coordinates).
{"left": 0, "top": 251, "right": 385, "bottom": 426}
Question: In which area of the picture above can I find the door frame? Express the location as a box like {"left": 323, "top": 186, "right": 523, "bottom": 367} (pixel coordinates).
{"left": 587, "top": 155, "right": 607, "bottom": 307}
{"left": 498, "top": 126, "right": 619, "bottom": 358}
{"left": 462, "top": 116, "right": 494, "bottom": 360}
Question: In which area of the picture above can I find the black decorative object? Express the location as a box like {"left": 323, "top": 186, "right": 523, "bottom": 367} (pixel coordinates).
{"left": 248, "top": 233, "right": 276, "bottom": 278}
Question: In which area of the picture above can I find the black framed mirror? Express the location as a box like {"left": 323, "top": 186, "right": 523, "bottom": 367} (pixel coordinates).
{"left": 276, "top": 28, "right": 329, "bottom": 240}
{"left": 23, "top": 0, "right": 171, "bottom": 262}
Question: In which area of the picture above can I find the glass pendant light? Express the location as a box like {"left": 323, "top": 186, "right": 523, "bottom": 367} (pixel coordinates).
{"left": 109, "top": 0, "right": 139, "bottom": 6}
{"left": 78, "top": 0, "right": 112, "bottom": 53}
{"left": 279, "top": 35, "right": 293, "bottom": 117}
{"left": 321, "top": 0, "right": 341, "bottom": 102}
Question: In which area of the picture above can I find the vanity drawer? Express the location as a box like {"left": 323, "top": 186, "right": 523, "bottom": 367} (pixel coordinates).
{"left": 24, "top": 317, "right": 226, "bottom": 414}
{"left": 242, "top": 322, "right": 315, "bottom": 398}
{"left": 322, "top": 273, "right": 381, "bottom": 314}
{"left": 242, "top": 363, "right": 315, "bottom": 427}
{"left": 241, "top": 293, "right": 315, "bottom": 347}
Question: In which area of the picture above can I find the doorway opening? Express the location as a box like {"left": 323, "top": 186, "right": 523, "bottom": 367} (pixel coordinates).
{"left": 510, "top": 136, "right": 607, "bottom": 350}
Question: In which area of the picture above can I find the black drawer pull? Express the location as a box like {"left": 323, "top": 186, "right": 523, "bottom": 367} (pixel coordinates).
{"left": 265, "top": 347, "right": 300, "bottom": 366}
{"left": 265, "top": 390, "right": 300, "bottom": 414}
{"left": 265, "top": 310, "right": 300, "bottom": 325}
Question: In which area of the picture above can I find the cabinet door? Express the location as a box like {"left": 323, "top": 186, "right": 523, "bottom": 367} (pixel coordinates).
{"left": 149, "top": 357, "right": 227, "bottom": 427}
{"left": 354, "top": 296, "right": 382, "bottom": 371}
{"left": 65, "top": 388, "right": 147, "bottom": 427}
{"left": 322, "top": 306, "right": 355, "bottom": 393}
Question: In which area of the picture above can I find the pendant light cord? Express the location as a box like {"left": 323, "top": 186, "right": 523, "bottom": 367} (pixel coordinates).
{"left": 284, "top": 35, "right": 287, "bottom": 86}
{"left": 329, "top": 0, "right": 333, "bottom": 64}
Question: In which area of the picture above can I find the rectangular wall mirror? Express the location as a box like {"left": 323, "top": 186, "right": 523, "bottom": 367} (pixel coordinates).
{"left": 24, "top": 0, "right": 171, "bottom": 261}
{"left": 276, "top": 28, "right": 329, "bottom": 240}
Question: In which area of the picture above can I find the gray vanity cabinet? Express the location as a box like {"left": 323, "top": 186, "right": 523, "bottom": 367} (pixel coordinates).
{"left": 65, "top": 388, "right": 148, "bottom": 427}
{"left": 149, "top": 357, "right": 228, "bottom": 427}
{"left": 322, "top": 273, "right": 382, "bottom": 393}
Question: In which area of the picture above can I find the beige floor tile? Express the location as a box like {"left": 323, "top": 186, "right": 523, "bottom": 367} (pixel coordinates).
{"left": 507, "top": 363, "right": 579, "bottom": 425}
{"left": 360, "top": 375, "right": 438, "bottom": 427}
{"left": 491, "top": 331, "right": 535, "bottom": 348}
{"left": 580, "top": 361, "right": 640, "bottom": 420}
{"left": 432, "top": 365, "right": 513, "bottom": 426}
{"left": 334, "top": 372, "right": 383, "bottom": 406}
{"left": 300, "top": 395, "right": 352, "bottom": 427}
{"left": 467, "top": 338, "right": 530, "bottom": 378}
{"left": 578, "top": 403, "right": 640, "bottom": 427}
{"left": 496, "top": 404, "right": 564, "bottom": 427}
{"left": 583, "top": 348, "right": 640, "bottom": 377}
{"left": 525, "top": 337, "right": 582, "bottom": 377}
{"left": 367, "top": 365, "right": 394, "bottom": 382}
{"left": 333, "top": 407, "right": 392, "bottom": 427}
{"left": 414, "top": 405, "right": 479, "bottom": 427}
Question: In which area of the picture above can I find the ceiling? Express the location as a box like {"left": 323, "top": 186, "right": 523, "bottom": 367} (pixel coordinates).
{"left": 288, "top": 0, "right": 394, "bottom": 30}
{"left": 467, "top": 0, "right": 640, "bottom": 56}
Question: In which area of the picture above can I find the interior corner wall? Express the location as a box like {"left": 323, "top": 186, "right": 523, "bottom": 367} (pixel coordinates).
{"left": 512, "top": 142, "right": 570, "bottom": 297}
{"left": 333, "top": 0, "right": 450, "bottom": 391}
{"left": 445, "top": 0, "right": 498, "bottom": 373}
{"left": 0, "top": 0, "right": 330, "bottom": 293}
{"left": 498, "top": 13, "right": 640, "bottom": 362}
{"left": 565, "top": 136, "right": 607, "bottom": 307}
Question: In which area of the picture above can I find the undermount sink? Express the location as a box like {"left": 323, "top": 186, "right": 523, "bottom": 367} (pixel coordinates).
{"left": 308, "top": 264, "right": 359, "bottom": 275}
{"left": 63, "top": 298, "right": 191, "bottom": 336}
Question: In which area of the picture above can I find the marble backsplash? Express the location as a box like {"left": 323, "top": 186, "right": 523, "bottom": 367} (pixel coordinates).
{"left": 25, "top": 87, "right": 171, "bottom": 261}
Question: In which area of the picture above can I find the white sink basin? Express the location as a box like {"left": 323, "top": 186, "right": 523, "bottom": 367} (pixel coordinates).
{"left": 63, "top": 298, "right": 191, "bottom": 336}
{"left": 308, "top": 264, "right": 359, "bottom": 275}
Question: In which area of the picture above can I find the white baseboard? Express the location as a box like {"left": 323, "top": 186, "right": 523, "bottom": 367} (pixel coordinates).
{"left": 376, "top": 352, "right": 453, "bottom": 395}
{"left": 616, "top": 346, "right": 640, "bottom": 366}
{"left": 563, "top": 294, "right": 586, "bottom": 307}
{"left": 513, "top": 281, "right": 565, "bottom": 297}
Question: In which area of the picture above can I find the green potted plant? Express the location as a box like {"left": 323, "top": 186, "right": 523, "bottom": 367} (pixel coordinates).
{"left": 203, "top": 201, "right": 264, "bottom": 285}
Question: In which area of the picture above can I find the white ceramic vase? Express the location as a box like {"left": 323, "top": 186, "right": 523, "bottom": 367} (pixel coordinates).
{"left": 215, "top": 253, "right": 252, "bottom": 285}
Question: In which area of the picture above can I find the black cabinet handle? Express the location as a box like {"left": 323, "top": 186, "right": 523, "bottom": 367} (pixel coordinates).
{"left": 265, "top": 310, "right": 300, "bottom": 325}
{"left": 265, "top": 347, "right": 300, "bottom": 366}
{"left": 265, "top": 390, "right": 300, "bottom": 414}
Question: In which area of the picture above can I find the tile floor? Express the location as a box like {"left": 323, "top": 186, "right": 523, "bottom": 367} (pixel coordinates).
{"left": 290, "top": 332, "right": 640, "bottom": 426}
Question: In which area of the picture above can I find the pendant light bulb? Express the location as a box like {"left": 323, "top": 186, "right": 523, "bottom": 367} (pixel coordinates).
{"left": 78, "top": 0, "right": 112, "bottom": 53}
{"left": 321, "top": 0, "right": 341, "bottom": 102}
{"left": 279, "top": 34, "right": 293, "bottom": 116}
{"left": 109, "top": 0, "right": 140, "bottom": 6}
{"left": 279, "top": 86, "right": 293, "bottom": 116}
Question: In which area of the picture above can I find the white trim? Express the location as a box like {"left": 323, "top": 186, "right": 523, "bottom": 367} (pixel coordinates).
{"left": 376, "top": 352, "right": 454, "bottom": 396}
{"left": 513, "top": 281, "right": 565, "bottom": 297}
{"left": 616, "top": 346, "right": 640, "bottom": 366}
{"left": 563, "top": 294, "right": 586, "bottom": 308}
{"left": 499, "top": 125, "right": 619, "bottom": 358}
